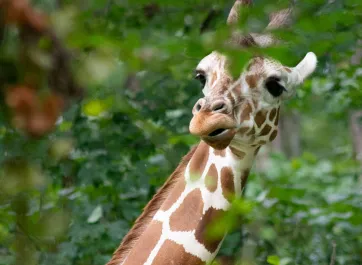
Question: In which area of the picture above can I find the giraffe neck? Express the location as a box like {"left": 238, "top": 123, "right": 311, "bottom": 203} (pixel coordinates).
{"left": 110, "top": 141, "right": 257, "bottom": 265}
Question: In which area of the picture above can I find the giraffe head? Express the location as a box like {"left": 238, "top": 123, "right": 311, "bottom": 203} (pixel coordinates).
{"left": 189, "top": 1, "right": 317, "bottom": 150}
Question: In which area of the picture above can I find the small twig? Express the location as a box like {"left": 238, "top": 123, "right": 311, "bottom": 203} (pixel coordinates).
{"left": 16, "top": 218, "right": 43, "bottom": 252}
{"left": 329, "top": 241, "right": 336, "bottom": 265}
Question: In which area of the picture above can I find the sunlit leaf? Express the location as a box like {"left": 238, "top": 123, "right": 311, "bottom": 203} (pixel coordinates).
{"left": 87, "top": 205, "right": 103, "bottom": 224}
{"left": 82, "top": 100, "right": 107, "bottom": 116}
{"left": 267, "top": 255, "right": 280, "bottom": 265}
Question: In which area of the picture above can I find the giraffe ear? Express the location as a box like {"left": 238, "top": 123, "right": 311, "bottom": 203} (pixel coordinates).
{"left": 293, "top": 52, "right": 317, "bottom": 84}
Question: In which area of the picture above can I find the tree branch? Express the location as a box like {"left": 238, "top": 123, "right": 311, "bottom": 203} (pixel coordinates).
{"left": 329, "top": 241, "right": 336, "bottom": 265}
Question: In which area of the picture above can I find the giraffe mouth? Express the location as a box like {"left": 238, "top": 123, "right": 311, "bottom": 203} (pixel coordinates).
{"left": 205, "top": 128, "right": 234, "bottom": 140}
{"left": 202, "top": 128, "right": 236, "bottom": 150}
{"left": 208, "top": 128, "right": 227, "bottom": 137}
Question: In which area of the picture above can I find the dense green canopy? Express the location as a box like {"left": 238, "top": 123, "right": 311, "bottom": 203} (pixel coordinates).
{"left": 0, "top": 0, "right": 361, "bottom": 264}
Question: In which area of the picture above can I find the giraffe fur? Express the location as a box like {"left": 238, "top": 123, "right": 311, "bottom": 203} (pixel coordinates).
{"left": 121, "top": 142, "right": 257, "bottom": 265}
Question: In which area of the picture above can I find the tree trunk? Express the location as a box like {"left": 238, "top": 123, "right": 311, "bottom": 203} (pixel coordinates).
{"left": 349, "top": 110, "right": 362, "bottom": 181}
{"left": 278, "top": 110, "right": 301, "bottom": 158}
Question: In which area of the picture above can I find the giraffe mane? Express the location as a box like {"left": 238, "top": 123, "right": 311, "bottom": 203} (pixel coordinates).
{"left": 106, "top": 144, "right": 198, "bottom": 265}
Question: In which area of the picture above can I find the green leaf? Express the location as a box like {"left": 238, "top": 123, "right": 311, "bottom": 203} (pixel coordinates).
{"left": 82, "top": 100, "right": 107, "bottom": 117}
{"left": 49, "top": 138, "right": 74, "bottom": 161}
{"left": 267, "top": 255, "right": 280, "bottom": 265}
{"left": 87, "top": 205, "right": 103, "bottom": 224}
{"left": 280, "top": 257, "right": 293, "bottom": 265}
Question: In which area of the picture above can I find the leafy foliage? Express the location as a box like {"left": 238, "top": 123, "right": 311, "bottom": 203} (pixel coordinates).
{"left": 0, "top": 0, "right": 361, "bottom": 264}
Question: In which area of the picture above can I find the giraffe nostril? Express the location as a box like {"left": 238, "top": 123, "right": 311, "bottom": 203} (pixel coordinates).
{"left": 212, "top": 101, "right": 228, "bottom": 113}
{"left": 213, "top": 103, "right": 225, "bottom": 111}
{"left": 194, "top": 98, "right": 205, "bottom": 112}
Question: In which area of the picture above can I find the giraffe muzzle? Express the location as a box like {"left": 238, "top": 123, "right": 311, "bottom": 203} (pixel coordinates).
{"left": 189, "top": 112, "right": 237, "bottom": 149}
{"left": 202, "top": 128, "right": 237, "bottom": 149}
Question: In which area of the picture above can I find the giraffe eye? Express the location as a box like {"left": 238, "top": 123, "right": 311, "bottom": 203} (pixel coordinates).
{"left": 195, "top": 73, "right": 206, "bottom": 87}
{"left": 265, "top": 76, "right": 286, "bottom": 97}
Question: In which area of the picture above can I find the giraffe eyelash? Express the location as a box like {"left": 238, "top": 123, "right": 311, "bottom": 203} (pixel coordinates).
{"left": 195, "top": 71, "right": 207, "bottom": 87}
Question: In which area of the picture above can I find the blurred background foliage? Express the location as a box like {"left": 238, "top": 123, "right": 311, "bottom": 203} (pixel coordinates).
{"left": 0, "top": 0, "right": 361, "bottom": 264}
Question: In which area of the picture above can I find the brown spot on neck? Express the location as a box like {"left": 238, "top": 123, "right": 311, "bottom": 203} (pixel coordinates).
{"left": 269, "top": 108, "right": 277, "bottom": 121}
{"left": 229, "top": 146, "right": 246, "bottom": 159}
{"left": 214, "top": 149, "right": 226, "bottom": 157}
{"left": 274, "top": 107, "right": 280, "bottom": 126}
{"left": 152, "top": 240, "right": 204, "bottom": 265}
{"left": 205, "top": 164, "right": 218, "bottom": 192}
{"left": 221, "top": 167, "right": 234, "bottom": 202}
{"left": 169, "top": 189, "right": 204, "bottom": 231}
{"left": 121, "top": 221, "right": 162, "bottom": 265}
{"left": 161, "top": 178, "right": 186, "bottom": 211}
{"left": 259, "top": 124, "right": 272, "bottom": 136}
{"left": 106, "top": 145, "right": 198, "bottom": 265}
{"left": 270, "top": 130, "right": 278, "bottom": 141}
{"left": 195, "top": 207, "right": 226, "bottom": 253}
{"left": 254, "top": 110, "right": 267, "bottom": 128}
{"left": 189, "top": 142, "right": 209, "bottom": 181}
{"left": 247, "top": 127, "right": 255, "bottom": 136}
{"left": 257, "top": 140, "right": 266, "bottom": 145}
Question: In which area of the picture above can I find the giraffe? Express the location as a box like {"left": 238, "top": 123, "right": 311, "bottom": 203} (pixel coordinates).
{"left": 107, "top": 1, "right": 317, "bottom": 265}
